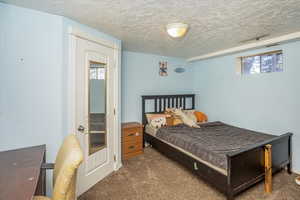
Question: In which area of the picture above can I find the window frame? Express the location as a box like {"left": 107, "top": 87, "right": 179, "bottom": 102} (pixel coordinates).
{"left": 238, "top": 50, "right": 283, "bottom": 75}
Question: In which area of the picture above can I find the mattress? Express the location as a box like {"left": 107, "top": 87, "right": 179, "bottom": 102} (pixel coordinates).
{"left": 145, "top": 122, "right": 277, "bottom": 174}
{"left": 145, "top": 124, "right": 228, "bottom": 175}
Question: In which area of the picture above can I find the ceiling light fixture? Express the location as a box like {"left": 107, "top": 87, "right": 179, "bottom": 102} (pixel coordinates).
{"left": 166, "top": 23, "right": 189, "bottom": 38}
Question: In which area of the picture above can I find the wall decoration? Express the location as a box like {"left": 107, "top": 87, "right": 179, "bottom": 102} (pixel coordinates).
{"left": 159, "top": 61, "right": 168, "bottom": 76}
{"left": 174, "top": 65, "right": 186, "bottom": 73}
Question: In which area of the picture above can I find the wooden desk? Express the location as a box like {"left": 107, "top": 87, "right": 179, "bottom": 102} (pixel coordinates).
{"left": 0, "top": 145, "right": 46, "bottom": 200}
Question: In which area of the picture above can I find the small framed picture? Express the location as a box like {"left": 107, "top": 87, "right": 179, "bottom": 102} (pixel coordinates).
{"left": 159, "top": 61, "right": 168, "bottom": 76}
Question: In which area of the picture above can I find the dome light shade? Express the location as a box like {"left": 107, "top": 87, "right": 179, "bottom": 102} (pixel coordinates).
{"left": 166, "top": 23, "right": 189, "bottom": 38}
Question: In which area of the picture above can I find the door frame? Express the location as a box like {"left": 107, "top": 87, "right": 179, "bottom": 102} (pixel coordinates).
{"left": 67, "top": 26, "right": 122, "bottom": 173}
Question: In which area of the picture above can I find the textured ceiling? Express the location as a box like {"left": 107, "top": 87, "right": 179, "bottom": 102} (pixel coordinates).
{"left": 2, "top": 0, "right": 300, "bottom": 58}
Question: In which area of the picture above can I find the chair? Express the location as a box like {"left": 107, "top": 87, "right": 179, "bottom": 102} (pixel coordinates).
{"left": 34, "top": 134, "right": 84, "bottom": 200}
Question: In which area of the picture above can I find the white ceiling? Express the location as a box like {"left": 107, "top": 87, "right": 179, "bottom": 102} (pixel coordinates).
{"left": 2, "top": 0, "right": 300, "bottom": 58}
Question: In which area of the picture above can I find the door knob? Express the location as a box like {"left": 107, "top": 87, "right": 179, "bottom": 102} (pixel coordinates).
{"left": 78, "top": 125, "right": 85, "bottom": 133}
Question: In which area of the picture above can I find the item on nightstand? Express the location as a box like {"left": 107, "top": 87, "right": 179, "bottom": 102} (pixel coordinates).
{"left": 122, "top": 122, "right": 144, "bottom": 160}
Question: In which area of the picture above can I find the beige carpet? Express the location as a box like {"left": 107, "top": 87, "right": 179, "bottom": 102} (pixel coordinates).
{"left": 79, "top": 148, "right": 300, "bottom": 200}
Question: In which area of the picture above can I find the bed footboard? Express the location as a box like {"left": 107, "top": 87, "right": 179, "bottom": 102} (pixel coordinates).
{"left": 226, "top": 132, "right": 293, "bottom": 199}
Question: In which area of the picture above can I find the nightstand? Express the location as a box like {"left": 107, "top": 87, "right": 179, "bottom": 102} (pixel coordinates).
{"left": 122, "top": 122, "right": 143, "bottom": 160}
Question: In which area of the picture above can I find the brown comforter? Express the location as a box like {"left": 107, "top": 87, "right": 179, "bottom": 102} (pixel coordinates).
{"left": 156, "top": 121, "right": 276, "bottom": 170}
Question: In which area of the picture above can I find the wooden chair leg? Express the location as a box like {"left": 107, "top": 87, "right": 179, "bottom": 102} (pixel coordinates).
{"left": 264, "top": 144, "right": 272, "bottom": 194}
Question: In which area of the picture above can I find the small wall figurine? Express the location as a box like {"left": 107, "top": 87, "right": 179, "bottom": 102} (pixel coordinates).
{"left": 159, "top": 61, "right": 168, "bottom": 76}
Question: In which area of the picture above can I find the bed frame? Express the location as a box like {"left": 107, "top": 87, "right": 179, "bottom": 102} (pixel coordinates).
{"left": 141, "top": 94, "right": 292, "bottom": 200}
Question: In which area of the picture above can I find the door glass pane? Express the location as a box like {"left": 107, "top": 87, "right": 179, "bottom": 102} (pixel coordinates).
{"left": 89, "top": 61, "right": 106, "bottom": 155}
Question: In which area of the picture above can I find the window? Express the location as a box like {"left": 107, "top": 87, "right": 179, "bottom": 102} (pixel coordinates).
{"left": 239, "top": 50, "right": 283, "bottom": 75}
{"left": 90, "top": 62, "right": 106, "bottom": 80}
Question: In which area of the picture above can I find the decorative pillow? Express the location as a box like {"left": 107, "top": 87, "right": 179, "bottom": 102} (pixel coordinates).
{"left": 183, "top": 110, "right": 197, "bottom": 123}
{"left": 146, "top": 114, "right": 167, "bottom": 123}
{"left": 173, "top": 108, "right": 200, "bottom": 128}
{"left": 194, "top": 111, "right": 208, "bottom": 122}
{"left": 146, "top": 114, "right": 168, "bottom": 128}
{"left": 150, "top": 116, "right": 166, "bottom": 128}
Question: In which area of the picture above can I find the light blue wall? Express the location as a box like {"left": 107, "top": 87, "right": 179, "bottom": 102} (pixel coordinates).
{"left": 0, "top": 2, "right": 121, "bottom": 194}
{"left": 0, "top": 2, "right": 64, "bottom": 165}
{"left": 191, "top": 42, "right": 300, "bottom": 173}
{"left": 121, "top": 51, "right": 194, "bottom": 122}
{"left": 0, "top": 3, "right": 64, "bottom": 195}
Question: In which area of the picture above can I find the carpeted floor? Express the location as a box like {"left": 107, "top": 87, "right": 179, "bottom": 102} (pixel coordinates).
{"left": 79, "top": 148, "right": 300, "bottom": 200}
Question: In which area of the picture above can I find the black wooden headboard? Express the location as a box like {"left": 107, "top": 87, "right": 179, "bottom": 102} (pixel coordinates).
{"left": 141, "top": 94, "right": 195, "bottom": 126}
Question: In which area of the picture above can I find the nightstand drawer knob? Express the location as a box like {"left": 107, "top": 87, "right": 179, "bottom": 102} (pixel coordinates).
{"left": 128, "top": 132, "right": 139, "bottom": 137}
{"left": 129, "top": 145, "right": 135, "bottom": 149}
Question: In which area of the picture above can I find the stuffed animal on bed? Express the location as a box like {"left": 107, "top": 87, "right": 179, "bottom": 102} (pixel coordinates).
{"left": 173, "top": 108, "right": 200, "bottom": 128}
{"left": 165, "top": 108, "right": 183, "bottom": 126}
{"left": 183, "top": 109, "right": 197, "bottom": 123}
{"left": 165, "top": 108, "right": 176, "bottom": 116}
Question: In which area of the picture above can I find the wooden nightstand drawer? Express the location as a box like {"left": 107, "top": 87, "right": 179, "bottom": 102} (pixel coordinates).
{"left": 123, "top": 128, "right": 142, "bottom": 142}
{"left": 123, "top": 140, "right": 143, "bottom": 154}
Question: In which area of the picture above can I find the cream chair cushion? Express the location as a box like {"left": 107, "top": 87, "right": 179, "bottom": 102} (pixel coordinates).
{"left": 34, "top": 134, "right": 83, "bottom": 200}
{"left": 33, "top": 196, "right": 51, "bottom": 200}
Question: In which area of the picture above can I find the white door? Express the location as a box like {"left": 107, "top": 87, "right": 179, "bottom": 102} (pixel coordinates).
{"left": 75, "top": 37, "right": 115, "bottom": 196}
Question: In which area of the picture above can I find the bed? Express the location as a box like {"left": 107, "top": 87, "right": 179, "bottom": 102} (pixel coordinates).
{"left": 142, "top": 94, "right": 292, "bottom": 200}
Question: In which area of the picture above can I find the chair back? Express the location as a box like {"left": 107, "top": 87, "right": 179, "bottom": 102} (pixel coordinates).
{"left": 52, "top": 134, "right": 83, "bottom": 200}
